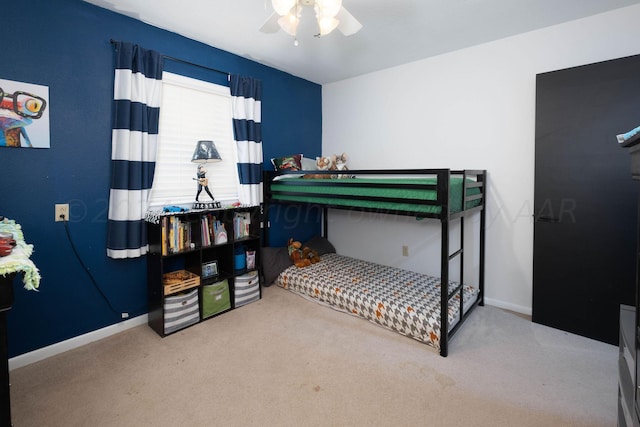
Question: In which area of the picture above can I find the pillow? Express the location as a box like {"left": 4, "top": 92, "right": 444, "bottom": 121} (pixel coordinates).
{"left": 271, "top": 154, "right": 302, "bottom": 171}
{"left": 303, "top": 235, "right": 336, "bottom": 255}
{"left": 300, "top": 157, "right": 317, "bottom": 171}
{"left": 261, "top": 246, "right": 292, "bottom": 285}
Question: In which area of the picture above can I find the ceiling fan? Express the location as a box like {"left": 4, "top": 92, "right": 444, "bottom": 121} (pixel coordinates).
{"left": 260, "top": 0, "right": 362, "bottom": 41}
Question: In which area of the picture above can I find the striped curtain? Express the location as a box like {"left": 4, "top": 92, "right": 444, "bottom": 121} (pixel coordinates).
{"left": 230, "top": 75, "right": 263, "bottom": 206}
{"left": 106, "top": 42, "right": 164, "bottom": 259}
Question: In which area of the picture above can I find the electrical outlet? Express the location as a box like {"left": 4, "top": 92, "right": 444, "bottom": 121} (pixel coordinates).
{"left": 55, "top": 203, "right": 69, "bottom": 222}
{"left": 402, "top": 245, "right": 409, "bottom": 257}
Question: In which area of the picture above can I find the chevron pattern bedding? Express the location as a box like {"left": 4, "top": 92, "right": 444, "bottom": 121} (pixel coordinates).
{"left": 277, "top": 253, "right": 478, "bottom": 351}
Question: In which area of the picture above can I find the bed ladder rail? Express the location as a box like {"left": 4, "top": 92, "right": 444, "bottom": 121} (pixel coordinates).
{"left": 446, "top": 245, "right": 463, "bottom": 297}
{"left": 446, "top": 216, "right": 465, "bottom": 316}
{"left": 448, "top": 247, "right": 463, "bottom": 260}
{"left": 440, "top": 185, "right": 466, "bottom": 357}
{"left": 447, "top": 282, "right": 464, "bottom": 300}
{"left": 441, "top": 169, "right": 486, "bottom": 356}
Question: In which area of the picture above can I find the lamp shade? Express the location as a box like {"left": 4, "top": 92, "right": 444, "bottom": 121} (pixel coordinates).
{"left": 191, "top": 140, "right": 222, "bottom": 163}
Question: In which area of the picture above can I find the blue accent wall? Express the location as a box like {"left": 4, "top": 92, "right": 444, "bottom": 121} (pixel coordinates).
{"left": 0, "top": 0, "right": 321, "bottom": 357}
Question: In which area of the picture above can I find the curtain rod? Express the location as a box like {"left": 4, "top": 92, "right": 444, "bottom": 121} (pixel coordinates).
{"left": 109, "top": 39, "right": 230, "bottom": 78}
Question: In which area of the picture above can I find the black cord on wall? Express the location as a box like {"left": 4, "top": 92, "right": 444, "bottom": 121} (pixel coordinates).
{"left": 61, "top": 215, "right": 145, "bottom": 319}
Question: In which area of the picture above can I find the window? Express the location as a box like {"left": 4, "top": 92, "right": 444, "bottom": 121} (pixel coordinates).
{"left": 148, "top": 72, "right": 239, "bottom": 208}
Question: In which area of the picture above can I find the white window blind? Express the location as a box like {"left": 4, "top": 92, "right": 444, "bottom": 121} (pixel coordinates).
{"left": 149, "top": 72, "right": 239, "bottom": 208}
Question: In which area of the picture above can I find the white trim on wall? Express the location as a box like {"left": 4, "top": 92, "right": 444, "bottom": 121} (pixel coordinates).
{"left": 9, "top": 314, "right": 148, "bottom": 371}
{"left": 484, "top": 298, "right": 532, "bottom": 317}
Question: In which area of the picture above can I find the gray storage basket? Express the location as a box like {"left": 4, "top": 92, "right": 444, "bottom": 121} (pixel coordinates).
{"left": 234, "top": 270, "right": 260, "bottom": 307}
{"left": 164, "top": 288, "right": 199, "bottom": 334}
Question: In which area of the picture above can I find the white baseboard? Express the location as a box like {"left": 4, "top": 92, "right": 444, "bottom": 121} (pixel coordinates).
{"left": 9, "top": 314, "right": 148, "bottom": 371}
{"left": 484, "top": 297, "right": 532, "bottom": 317}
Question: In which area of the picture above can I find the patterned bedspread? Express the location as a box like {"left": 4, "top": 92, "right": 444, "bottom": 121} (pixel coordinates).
{"left": 277, "top": 253, "right": 478, "bottom": 351}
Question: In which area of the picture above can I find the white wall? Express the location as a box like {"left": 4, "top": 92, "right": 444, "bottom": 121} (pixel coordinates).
{"left": 321, "top": 4, "right": 640, "bottom": 315}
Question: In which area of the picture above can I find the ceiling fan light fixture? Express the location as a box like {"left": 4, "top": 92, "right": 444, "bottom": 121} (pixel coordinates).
{"left": 314, "top": 0, "right": 342, "bottom": 18}
{"left": 277, "top": 13, "right": 300, "bottom": 36}
{"left": 272, "top": 0, "right": 296, "bottom": 16}
{"left": 317, "top": 15, "right": 339, "bottom": 36}
{"left": 262, "top": 0, "right": 360, "bottom": 39}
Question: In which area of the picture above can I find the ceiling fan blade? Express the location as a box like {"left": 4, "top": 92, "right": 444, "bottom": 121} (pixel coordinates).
{"left": 336, "top": 7, "right": 362, "bottom": 36}
{"left": 260, "top": 11, "right": 281, "bottom": 33}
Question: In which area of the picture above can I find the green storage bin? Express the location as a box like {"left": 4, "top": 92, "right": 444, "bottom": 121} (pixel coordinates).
{"left": 202, "top": 279, "right": 231, "bottom": 318}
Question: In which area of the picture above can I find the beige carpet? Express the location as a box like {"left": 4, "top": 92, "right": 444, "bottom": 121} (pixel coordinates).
{"left": 10, "top": 285, "right": 618, "bottom": 426}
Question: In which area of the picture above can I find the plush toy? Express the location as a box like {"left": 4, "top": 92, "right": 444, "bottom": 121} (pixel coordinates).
{"left": 288, "top": 238, "right": 321, "bottom": 268}
{"left": 330, "top": 152, "right": 353, "bottom": 178}
{"left": 316, "top": 156, "right": 333, "bottom": 171}
{"left": 331, "top": 152, "right": 348, "bottom": 170}
{"left": 303, "top": 245, "right": 321, "bottom": 264}
{"left": 303, "top": 156, "right": 333, "bottom": 179}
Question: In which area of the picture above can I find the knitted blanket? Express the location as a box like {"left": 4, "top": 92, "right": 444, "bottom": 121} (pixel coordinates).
{"left": 0, "top": 219, "right": 40, "bottom": 291}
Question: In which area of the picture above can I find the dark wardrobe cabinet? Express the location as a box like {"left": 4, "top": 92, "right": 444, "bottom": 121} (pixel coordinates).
{"left": 533, "top": 54, "right": 640, "bottom": 345}
{"left": 618, "top": 127, "right": 640, "bottom": 426}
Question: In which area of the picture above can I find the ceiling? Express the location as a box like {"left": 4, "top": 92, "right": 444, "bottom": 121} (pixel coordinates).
{"left": 83, "top": 0, "right": 640, "bottom": 85}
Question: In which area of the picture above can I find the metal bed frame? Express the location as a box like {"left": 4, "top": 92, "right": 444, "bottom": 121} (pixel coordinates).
{"left": 262, "top": 168, "right": 486, "bottom": 356}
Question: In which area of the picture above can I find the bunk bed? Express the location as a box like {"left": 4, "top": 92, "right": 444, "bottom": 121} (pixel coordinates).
{"left": 262, "top": 168, "right": 486, "bottom": 357}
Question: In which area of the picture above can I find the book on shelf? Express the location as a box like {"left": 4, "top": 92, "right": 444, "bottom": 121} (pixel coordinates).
{"left": 233, "top": 212, "right": 251, "bottom": 239}
{"left": 201, "top": 215, "right": 210, "bottom": 247}
{"left": 161, "top": 217, "right": 167, "bottom": 256}
{"left": 161, "top": 216, "right": 194, "bottom": 254}
{"left": 201, "top": 214, "right": 226, "bottom": 246}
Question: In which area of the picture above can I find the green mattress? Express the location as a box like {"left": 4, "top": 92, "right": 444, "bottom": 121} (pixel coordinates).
{"left": 269, "top": 176, "right": 482, "bottom": 215}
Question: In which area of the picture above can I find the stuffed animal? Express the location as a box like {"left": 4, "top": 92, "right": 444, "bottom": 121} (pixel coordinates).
{"left": 303, "top": 156, "right": 333, "bottom": 179}
{"left": 330, "top": 152, "right": 353, "bottom": 178}
{"left": 331, "top": 152, "right": 348, "bottom": 171}
{"left": 288, "top": 238, "right": 321, "bottom": 268}
{"left": 303, "top": 245, "right": 321, "bottom": 264}
{"left": 316, "top": 156, "right": 333, "bottom": 171}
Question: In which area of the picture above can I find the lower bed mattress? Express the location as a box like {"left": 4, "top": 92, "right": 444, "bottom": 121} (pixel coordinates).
{"left": 276, "top": 253, "right": 478, "bottom": 352}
